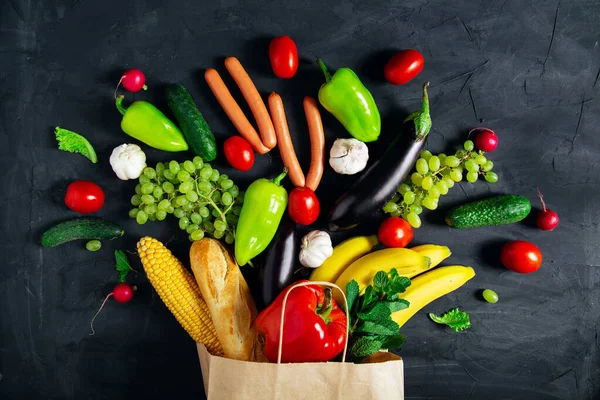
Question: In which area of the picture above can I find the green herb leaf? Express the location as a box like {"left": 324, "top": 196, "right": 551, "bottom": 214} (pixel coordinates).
{"left": 350, "top": 336, "right": 384, "bottom": 358}
{"left": 381, "top": 335, "right": 406, "bottom": 350}
{"left": 381, "top": 299, "right": 410, "bottom": 313}
{"left": 354, "top": 319, "right": 399, "bottom": 336}
{"left": 389, "top": 268, "right": 399, "bottom": 281}
{"left": 357, "top": 302, "right": 392, "bottom": 321}
{"left": 361, "top": 285, "right": 378, "bottom": 310}
{"left": 345, "top": 280, "right": 359, "bottom": 315}
{"left": 429, "top": 308, "right": 471, "bottom": 332}
{"left": 115, "top": 250, "right": 132, "bottom": 283}
{"left": 389, "top": 276, "right": 411, "bottom": 295}
{"left": 373, "top": 271, "right": 389, "bottom": 291}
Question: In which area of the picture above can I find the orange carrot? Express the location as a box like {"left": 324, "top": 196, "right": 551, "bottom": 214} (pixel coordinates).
{"left": 303, "top": 97, "right": 325, "bottom": 191}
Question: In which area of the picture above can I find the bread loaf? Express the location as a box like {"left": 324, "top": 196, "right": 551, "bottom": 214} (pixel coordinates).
{"left": 190, "top": 238, "right": 259, "bottom": 361}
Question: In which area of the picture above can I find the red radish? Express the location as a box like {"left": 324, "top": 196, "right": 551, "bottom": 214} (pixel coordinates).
{"left": 89, "top": 283, "right": 135, "bottom": 335}
{"left": 536, "top": 188, "right": 559, "bottom": 231}
{"left": 114, "top": 68, "right": 147, "bottom": 97}
{"left": 470, "top": 127, "right": 498, "bottom": 152}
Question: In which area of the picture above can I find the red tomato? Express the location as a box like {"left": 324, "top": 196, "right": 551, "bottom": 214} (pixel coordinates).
{"left": 288, "top": 187, "right": 320, "bottom": 225}
{"left": 64, "top": 180, "right": 105, "bottom": 214}
{"left": 384, "top": 49, "right": 424, "bottom": 85}
{"left": 500, "top": 240, "right": 542, "bottom": 274}
{"left": 269, "top": 36, "right": 299, "bottom": 79}
{"left": 378, "top": 217, "right": 413, "bottom": 248}
{"left": 224, "top": 136, "right": 254, "bottom": 171}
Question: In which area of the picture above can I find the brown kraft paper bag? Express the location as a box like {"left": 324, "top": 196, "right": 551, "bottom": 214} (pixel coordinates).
{"left": 196, "top": 281, "right": 404, "bottom": 400}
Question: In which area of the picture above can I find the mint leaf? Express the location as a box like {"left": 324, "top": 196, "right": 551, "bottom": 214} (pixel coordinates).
{"left": 354, "top": 319, "right": 399, "bottom": 336}
{"left": 362, "top": 286, "right": 378, "bottom": 310}
{"left": 345, "top": 280, "right": 359, "bottom": 314}
{"left": 429, "top": 308, "right": 471, "bottom": 332}
{"left": 381, "top": 334, "right": 406, "bottom": 350}
{"left": 115, "top": 250, "right": 132, "bottom": 283}
{"left": 373, "top": 271, "right": 388, "bottom": 291}
{"left": 358, "top": 302, "right": 392, "bottom": 321}
{"left": 389, "top": 268, "right": 399, "bottom": 281}
{"left": 350, "top": 336, "right": 384, "bottom": 358}
{"left": 381, "top": 299, "right": 410, "bottom": 312}
{"left": 389, "top": 276, "right": 411, "bottom": 295}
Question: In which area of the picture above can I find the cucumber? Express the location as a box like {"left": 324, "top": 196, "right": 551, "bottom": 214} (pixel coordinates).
{"left": 41, "top": 217, "right": 124, "bottom": 248}
{"left": 166, "top": 84, "right": 217, "bottom": 161}
{"left": 445, "top": 194, "right": 531, "bottom": 229}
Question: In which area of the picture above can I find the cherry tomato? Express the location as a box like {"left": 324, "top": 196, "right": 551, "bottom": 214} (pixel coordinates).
{"left": 378, "top": 217, "right": 413, "bottom": 248}
{"left": 500, "top": 240, "right": 542, "bottom": 274}
{"left": 288, "top": 187, "right": 320, "bottom": 226}
{"left": 384, "top": 49, "right": 424, "bottom": 85}
{"left": 269, "top": 36, "right": 299, "bottom": 79}
{"left": 224, "top": 136, "right": 254, "bottom": 171}
{"left": 64, "top": 180, "right": 105, "bottom": 214}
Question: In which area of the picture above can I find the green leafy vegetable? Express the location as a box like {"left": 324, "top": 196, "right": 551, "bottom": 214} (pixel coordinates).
{"left": 115, "top": 250, "right": 133, "bottom": 283}
{"left": 350, "top": 336, "right": 384, "bottom": 358}
{"left": 429, "top": 308, "right": 471, "bottom": 332}
{"left": 55, "top": 126, "right": 98, "bottom": 163}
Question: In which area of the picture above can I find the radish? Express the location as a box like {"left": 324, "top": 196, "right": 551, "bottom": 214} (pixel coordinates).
{"left": 536, "top": 189, "right": 559, "bottom": 231}
{"left": 114, "top": 68, "right": 147, "bottom": 97}
{"left": 89, "top": 282, "right": 135, "bottom": 335}
{"left": 470, "top": 127, "right": 498, "bottom": 152}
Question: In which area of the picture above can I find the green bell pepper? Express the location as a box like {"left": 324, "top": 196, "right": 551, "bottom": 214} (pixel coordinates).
{"left": 316, "top": 58, "right": 381, "bottom": 143}
{"left": 235, "top": 169, "right": 288, "bottom": 266}
{"left": 115, "top": 96, "right": 188, "bottom": 152}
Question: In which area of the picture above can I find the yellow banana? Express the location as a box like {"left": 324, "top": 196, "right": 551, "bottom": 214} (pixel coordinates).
{"left": 392, "top": 265, "right": 475, "bottom": 328}
{"left": 410, "top": 244, "right": 452, "bottom": 268}
{"left": 333, "top": 248, "right": 431, "bottom": 305}
{"left": 310, "top": 234, "right": 379, "bottom": 283}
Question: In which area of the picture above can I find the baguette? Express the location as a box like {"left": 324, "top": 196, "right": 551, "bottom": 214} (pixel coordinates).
{"left": 190, "top": 238, "right": 259, "bottom": 361}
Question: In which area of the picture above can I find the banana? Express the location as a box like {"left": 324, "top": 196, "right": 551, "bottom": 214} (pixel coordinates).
{"left": 392, "top": 265, "right": 475, "bottom": 328}
{"left": 333, "top": 248, "right": 431, "bottom": 305}
{"left": 310, "top": 234, "right": 379, "bottom": 283}
{"left": 410, "top": 244, "right": 452, "bottom": 268}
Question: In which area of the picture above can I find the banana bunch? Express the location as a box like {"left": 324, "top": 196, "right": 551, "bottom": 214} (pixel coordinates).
{"left": 310, "top": 238, "right": 474, "bottom": 326}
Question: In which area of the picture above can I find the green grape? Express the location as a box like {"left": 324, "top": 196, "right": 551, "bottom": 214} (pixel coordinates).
{"left": 211, "top": 191, "right": 221, "bottom": 203}
{"left": 129, "top": 208, "right": 140, "bottom": 218}
{"left": 198, "top": 181, "right": 212, "bottom": 194}
{"left": 407, "top": 212, "right": 421, "bottom": 228}
{"left": 416, "top": 158, "right": 429, "bottom": 174}
{"left": 221, "top": 179, "right": 234, "bottom": 190}
{"left": 193, "top": 156, "right": 204, "bottom": 169}
{"left": 465, "top": 159, "right": 479, "bottom": 172}
{"left": 153, "top": 187, "right": 163, "bottom": 199}
{"left": 226, "top": 214, "right": 239, "bottom": 225}
{"left": 177, "top": 171, "right": 191, "bottom": 182}
{"left": 131, "top": 195, "right": 142, "bottom": 206}
{"left": 413, "top": 196, "right": 422, "bottom": 207}
{"left": 219, "top": 174, "right": 229, "bottom": 182}
{"left": 141, "top": 183, "right": 154, "bottom": 194}
{"left": 482, "top": 289, "right": 499, "bottom": 304}
{"left": 144, "top": 203, "right": 157, "bottom": 215}
{"left": 179, "top": 181, "right": 193, "bottom": 194}
{"left": 391, "top": 193, "right": 400, "bottom": 203}
{"left": 437, "top": 181, "right": 449, "bottom": 195}
{"left": 135, "top": 184, "right": 142, "bottom": 194}
{"left": 237, "top": 191, "right": 245, "bottom": 202}
{"left": 139, "top": 174, "right": 151, "bottom": 184}
{"left": 212, "top": 208, "right": 221, "bottom": 218}
{"left": 190, "top": 230, "right": 205, "bottom": 241}
{"left": 214, "top": 220, "right": 227, "bottom": 232}
{"left": 148, "top": 214, "right": 156, "bottom": 221}
{"left": 169, "top": 160, "right": 180, "bottom": 174}
{"left": 175, "top": 196, "right": 188, "bottom": 207}
{"left": 200, "top": 166, "right": 212, "bottom": 179}
{"left": 136, "top": 210, "right": 148, "bottom": 224}
{"left": 163, "top": 170, "right": 174, "bottom": 181}
{"left": 420, "top": 150, "right": 432, "bottom": 160}
{"left": 162, "top": 181, "right": 175, "bottom": 194}
{"left": 186, "top": 224, "right": 199, "bottom": 234}
{"left": 156, "top": 162, "right": 165, "bottom": 176}
{"left": 428, "top": 156, "right": 440, "bottom": 171}
{"left": 485, "top": 172, "right": 499, "bottom": 183}
{"left": 86, "top": 240, "right": 102, "bottom": 252}
{"left": 225, "top": 234, "right": 234, "bottom": 245}
{"left": 476, "top": 154, "right": 487, "bottom": 165}
{"left": 141, "top": 194, "right": 155, "bottom": 204}
{"left": 390, "top": 209, "right": 401, "bottom": 217}
{"left": 456, "top": 165, "right": 464, "bottom": 173}
{"left": 156, "top": 210, "right": 167, "bottom": 221}
{"left": 464, "top": 140, "right": 474, "bottom": 151}
{"left": 383, "top": 202, "right": 398, "bottom": 213}
{"left": 422, "top": 197, "right": 438, "bottom": 210}
{"left": 466, "top": 171, "right": 478, "bottom": 183}
{"left": 179, "top": 217, "right": 190, "bottom": 230}
{"left": 403, "top": 191, "right": 415, "bottom": 205}
{"left": 421, "top": 176, "right": 433, "bottom": 190}
{"left": 183, "top": 160, "right": 196, "bottom": 173}
{"left": 398, "top": 184, "right": 411, "bottom": 194}
{"left": 209, "top": 170, "right": 220, "bottom": 182}
{"left": 482, "top": 160, "right": 494, "bottom": 172}
{"left": 232, "top": 205, "right": 243, "bottom": 216}
{"left": 213, "top": 230, "right": 225, "bottom": 239}
{"left": 167, "top": 205, "right": 175, "bottom": 214}
{"left": 455, "top": 149, "right": 467, "bottom": 158}
{"left": 174, "top": 208, "right": 185, "bottom": 218}
{"left": 183, "top": 202, "right": 196, "bottom": 212}
{"left": 222, "top": 192, "right": 233, "bottom": 206}
{"left": 438, "top": 153, "right": 447, "bottom": 164}
{"left": 410, "top": 205, "right": 422, "bottom": 215}
{"left": 228, "top": 185, "right": 240, "bottom": 198}
{"left": 199, "top": 206, "right": 210, "bottom": 218}
{"left": 428, "top": 187, "right": 440, "bottom": 198}
{"left": 203, "top": 221, "right": 214, "bottom": 233}
{"left": 143, "top": 167, "right": 156, "bottom": 179}
{"left": 445, "top": 155, "right": 460, "bottom": 168}
{"left": 186, "top": 190, "right": 199, "bottom": 202}
{"left": 411, "top": 172, "right": 423, "bottom": 186}
{"left": 190, "top": 213, "right": 202, "bottom": 225}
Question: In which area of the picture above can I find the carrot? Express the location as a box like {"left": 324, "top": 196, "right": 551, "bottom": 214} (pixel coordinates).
{"left": 303, "top": 97, "right": 325, "bottom": 191}
{"left": 268, "top": 93, "right": 305, "bottom": 187}
{"left": 204, "top": 68, "right": 269, "bottom": 155}
{"left": 224, "top": 57, "right": 277, "bottom": 149}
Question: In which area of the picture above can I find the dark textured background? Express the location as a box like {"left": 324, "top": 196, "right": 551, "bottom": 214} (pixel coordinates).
{"left": 2, "top": 0, "right": 600, "bottom": 399}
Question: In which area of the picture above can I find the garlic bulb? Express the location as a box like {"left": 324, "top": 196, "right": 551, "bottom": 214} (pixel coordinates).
{"left": 329, "top": 138, "right": 369, "bottom": 175}
{"left": 109, "top": 143, "right": 147, "bottom": 180}
{"left": 299, "top": 230, "right": 334, "bottom": 269}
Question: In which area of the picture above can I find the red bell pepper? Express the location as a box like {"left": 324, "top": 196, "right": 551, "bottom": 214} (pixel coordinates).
{"left": 256, "top": 280, "right": 347, "bottom": 363}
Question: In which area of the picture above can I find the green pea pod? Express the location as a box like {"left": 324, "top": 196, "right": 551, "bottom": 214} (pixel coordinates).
{"left": 235, "top": 170, "right": 288, "bottom": 266}
{"left": 115, "top": 96, "right": 188, "bottom": 152}
{"left": 317, "top": 58, "right": 381, "bottom": 142}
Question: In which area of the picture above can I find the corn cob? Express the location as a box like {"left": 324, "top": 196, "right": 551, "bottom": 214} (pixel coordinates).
{"left": 137, "top": 236, "right": 224, "bottom": 356}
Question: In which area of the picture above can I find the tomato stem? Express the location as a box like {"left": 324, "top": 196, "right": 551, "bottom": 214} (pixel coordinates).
{"left": 89, "top": 292, "right": 113, "bottom": 336}
{"left": 537, "top": 188, "right": 547, "bottom": 212}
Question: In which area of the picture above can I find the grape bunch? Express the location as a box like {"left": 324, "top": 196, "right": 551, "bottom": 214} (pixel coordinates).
{"left": 128, "top": 156, "right": 243, "bottom": 243}
{"left": 383, "top": 140, "right": 498, "bottom": 228}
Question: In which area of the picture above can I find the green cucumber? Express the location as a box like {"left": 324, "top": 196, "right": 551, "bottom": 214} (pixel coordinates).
{"left": 41, "top": 217, "right": 124, "bottom": 248}
{"left": 445, "top": 194, "right": 531, "bottom": 228}
{"left": 166, "top": 84, "right": 217, "bottom": 161}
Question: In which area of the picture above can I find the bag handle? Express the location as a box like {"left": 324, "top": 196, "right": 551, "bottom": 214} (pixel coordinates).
{"left": 277, "top": 280, "right": 350, "bottom": 364}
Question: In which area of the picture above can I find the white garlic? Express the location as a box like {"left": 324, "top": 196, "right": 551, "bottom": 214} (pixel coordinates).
{"left": 299, "top": 230, "right": 334, "bottom": 269}
{"left": 329, "top": 138, "right": 369, "bottom": 175}
{"left": 109, "top": 143, "right": 147, "bottom": 180}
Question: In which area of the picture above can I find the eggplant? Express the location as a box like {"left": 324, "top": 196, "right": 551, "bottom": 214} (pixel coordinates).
{"left": 256, "top": 215, "right": 299, "bottom": 310}
{"left": 328, "top": 82, "right": 432, "bottom": 231}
